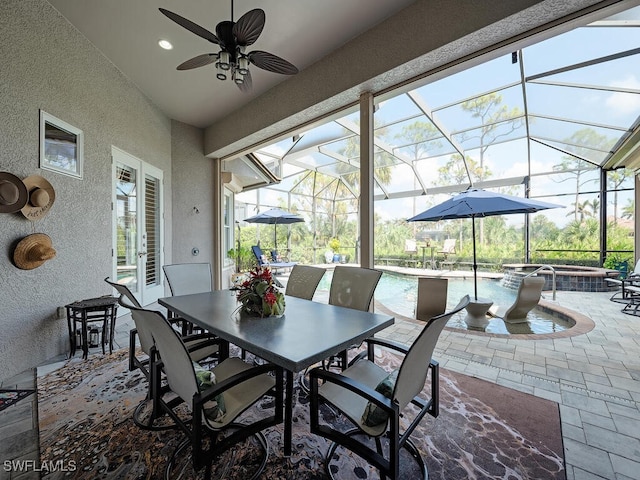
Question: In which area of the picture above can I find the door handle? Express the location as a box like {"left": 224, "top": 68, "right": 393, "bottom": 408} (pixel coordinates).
{"left": 138, "top": 251, "right": 147, "bottom": 258}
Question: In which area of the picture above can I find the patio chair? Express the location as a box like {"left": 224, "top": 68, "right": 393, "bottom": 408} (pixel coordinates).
{"left": 284, "top": 264, "right": 326, "bottom": 300}
{"left": 251, "top": 245, "right": 297, "bottom": 272}
{"left": 298, "top": 266, "right": 382, "bottom": 392}
{"left": 437, "top": 238, "right": 456, "bottom": 269}
{"left": 326, "top": 266, "right": 383, "bottom": 369}
{"left": 163, "top": 263, "right": 212, "bottom": 334}
{"left": 134, "top": 304, "right": 283, "bottom": 478}
{"left": 309, "top": 295, "right": 470, "bottom": 480}
{"left": 104, "top": 277, "right": 218, "bottom": 430}
{"left": 606, "top": 259, "right": 640, "bottom": 303}
{"left": 415, "top": 277, "right": 448, "bottom": 321}
{"left": 490, "top": 276, "right": 546, "bottom": 323}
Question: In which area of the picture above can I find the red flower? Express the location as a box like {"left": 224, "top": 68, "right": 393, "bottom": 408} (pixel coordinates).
{"left": 263, "top": 291, "right": 277, "bottom": 306}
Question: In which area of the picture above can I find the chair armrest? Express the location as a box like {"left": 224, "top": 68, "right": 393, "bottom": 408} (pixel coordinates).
{"left": 346, "top": 337, "right": 409, "bottom": 368}
{"left": 185, "top": 336, "right": 223, "bottom": 356}
{"left": 196, "top": 363, "right": 282, "bottom": 405}
{"left": 182, "top": 332, "right": 215, "bottom": 342}
{"left": 362, "top": 337, "right": 409, "bottom": 355}
{"left": 309, "top": 367, "right": 398, "bottom": 416}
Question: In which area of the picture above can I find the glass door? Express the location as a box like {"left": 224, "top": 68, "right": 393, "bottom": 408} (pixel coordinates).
{"left": 111, "top": 147, "right": 164, "bottom": 306}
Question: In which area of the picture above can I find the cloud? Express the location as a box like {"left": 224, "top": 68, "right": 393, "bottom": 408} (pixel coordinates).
{"left": 605, "top": 74, "right": 640, "bottom": 116}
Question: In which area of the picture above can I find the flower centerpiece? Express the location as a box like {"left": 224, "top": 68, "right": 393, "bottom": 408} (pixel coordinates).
{"left": 236, "top": 267, "right": 285, "bottom": 317}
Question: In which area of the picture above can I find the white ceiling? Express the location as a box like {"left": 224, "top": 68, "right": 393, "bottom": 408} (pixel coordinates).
{"left": 46, "top": 0, "right": 417, "bottom": 128}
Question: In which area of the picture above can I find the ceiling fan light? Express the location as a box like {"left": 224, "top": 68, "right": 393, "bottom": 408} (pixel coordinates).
{"left": 216, "top": 62, "right": 227, "bottom": 80}
{"left": 233, "top": 69, "right": 244, "bottom": 85}
{"left": 218, "top": 51, "right": 231, "bottom": 70}
{"left": 237, "top": 56, "right": 250, "bottom": 75}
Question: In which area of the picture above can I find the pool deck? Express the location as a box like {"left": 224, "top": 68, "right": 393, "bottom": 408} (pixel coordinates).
{"left": 1, "top": 266, "right": 639, "bottom": 480}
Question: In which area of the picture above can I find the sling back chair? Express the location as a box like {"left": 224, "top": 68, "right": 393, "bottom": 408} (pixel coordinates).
{"left": 310, "top": 295, "right": 470, "bottom": 480}
{"left": 415, "top": 277, "right": 448, "bottom": 321}
{"left": 104, "top": 277, "right": 218, "bottom": 430}
{"left": 284, "top": 264, "right": 326, "bottom": 300}
{"left": 326, "top": 266, "right": 383, "bottom": 369}
{"left": 132, "top": 304, "right": 283, "bottom": 479}
{"left": 437, "top": 238, "right": 457, "bottom": 268}
{"left": 163, "top": 263, "right": 213, "bottom": 334}
{"left": 606, "top": 259, "right": 640, "bottom": 303}
{"left": 298, "top": 266, "right": 383, "bottom": 393}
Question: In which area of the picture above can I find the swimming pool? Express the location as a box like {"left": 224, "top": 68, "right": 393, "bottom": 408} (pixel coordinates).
{"left": 316, "top": 271, "right": 573, "bottom": 335}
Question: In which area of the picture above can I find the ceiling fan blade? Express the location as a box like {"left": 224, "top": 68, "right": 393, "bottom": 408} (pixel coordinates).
{"left": 232, "top": 9, "right": 265, "bottom": 46}
{"left": 177, "top": 54, "right": 217, "bottom": 70}
{"left": 237, "top": 70, "right": 253, "bottom": 93}
{"left": 248, "top": 50, "right": 299, "bottom": 75}
{"left": 159, "top": 8, "right": 220, "bottom": 45}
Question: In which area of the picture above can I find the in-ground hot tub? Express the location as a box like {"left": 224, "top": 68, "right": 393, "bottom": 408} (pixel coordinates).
{"left": 502, "top": 264, "right": 620, "bottom": 292}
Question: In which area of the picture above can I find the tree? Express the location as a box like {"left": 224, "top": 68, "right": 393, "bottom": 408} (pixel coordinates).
{"left": 459, "top": 93, "right": 524, "bottom": 244}
{"left": 394, "top": 119, "right": 442, "bottom": 229}
{"left": 460, "top": 93, "right": 524, "bottom": 180}
{"left": 437, "top": 154, "right": 488, "bottom": 186}
{"left": 607, "top": 168, "right": 634, "bottom": 224}
{"left": 622, "top": 198, "right": 635, "bottom": 220}
{"left": 553, "top": 128, "right": 613, "bottom": 221}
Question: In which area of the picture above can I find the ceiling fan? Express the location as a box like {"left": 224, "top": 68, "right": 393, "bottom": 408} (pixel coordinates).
{"left": 159, "top": 2, "right": 299, "bottom": 92}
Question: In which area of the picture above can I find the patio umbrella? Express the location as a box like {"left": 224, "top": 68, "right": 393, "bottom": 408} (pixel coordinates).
{"left": 243, "top": 208, "right": 305, "bottom": 251}
{"left": 407, "top": 188, "right": 562, "bottom": 300}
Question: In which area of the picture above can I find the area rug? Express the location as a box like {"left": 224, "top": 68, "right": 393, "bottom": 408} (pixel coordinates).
{"left": 0, "top": 389, "right": 34, "bottom": 412}
{"left": 38, "top": 348, "right": 565, "bottom": 479}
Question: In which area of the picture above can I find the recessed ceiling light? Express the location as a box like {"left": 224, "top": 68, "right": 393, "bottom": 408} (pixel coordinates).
{"left": 158, "top": 39, "right": 173, "bottom": 50}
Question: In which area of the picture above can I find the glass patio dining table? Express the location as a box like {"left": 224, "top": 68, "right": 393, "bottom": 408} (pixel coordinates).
{"left": 158, "top": 290, "right": 394, "bottom": 457}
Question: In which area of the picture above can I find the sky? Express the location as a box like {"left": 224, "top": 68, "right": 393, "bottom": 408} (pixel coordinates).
{"left": 240, "top": 6, "right": 640, "bottom": 230}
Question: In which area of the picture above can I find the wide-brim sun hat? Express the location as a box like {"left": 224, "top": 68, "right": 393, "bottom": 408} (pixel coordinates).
{"left": 21, "top": 175, "right": 55, "bottom": 220}
{"left": 0, "top": 172, "right": 28, "bottom": 213}
{"left": 13, "top": 233, "right": 57, "bottom": 270}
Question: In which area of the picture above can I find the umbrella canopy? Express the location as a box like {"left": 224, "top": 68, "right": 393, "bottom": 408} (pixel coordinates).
{"left": 408, "top": 188, "right": 562, "bottom": 300}
{"left": 243, "top": 208, "right": 305, "bottom": 250}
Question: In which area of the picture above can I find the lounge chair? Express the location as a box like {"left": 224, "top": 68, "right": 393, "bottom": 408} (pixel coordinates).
{"left": 437, "top": 239, "right": 456, "bottom": 269}
{"left": 251, "top": 245, "right": 297, "bottom": 272}
{"left": 606, "top": 259, "right": 640, "bottom": 303}
{"left": 621, "top": 285, "right": 640, "bottom": 316}
{"left": 492, "top": 276, "right": 546, "bottom": 323}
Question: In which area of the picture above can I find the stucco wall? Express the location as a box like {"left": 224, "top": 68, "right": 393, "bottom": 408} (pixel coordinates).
{"left": 170, "top": 121, "right": 214, "bottom": 267}
{"left": 0, "top": 0, "right": 173, "bottom": 381}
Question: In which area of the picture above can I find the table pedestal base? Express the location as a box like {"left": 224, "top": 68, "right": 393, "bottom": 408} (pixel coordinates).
{"left": 464, "top": 298, "right": 493, "bottom": 330}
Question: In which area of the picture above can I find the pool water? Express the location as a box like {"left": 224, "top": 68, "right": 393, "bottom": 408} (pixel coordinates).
{"left": 316, "top": 271, "right": 572, "bottom": 335}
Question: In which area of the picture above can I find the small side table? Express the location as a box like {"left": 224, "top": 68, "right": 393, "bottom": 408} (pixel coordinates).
{"left": 420, "top": 246, "right": 437, "bottom": 269}
{"left": 66, "top": 296, "right": 118, "bottom": 359}
{"left": 464, "top": 297, "right": 493, "bottom": 330}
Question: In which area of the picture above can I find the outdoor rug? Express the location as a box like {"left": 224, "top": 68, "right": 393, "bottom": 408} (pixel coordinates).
{"left": 38, "top": 348, "right": 565, "bottom": 479}
{"left": 0, "top": 389, "right": 34, "bottom": 412}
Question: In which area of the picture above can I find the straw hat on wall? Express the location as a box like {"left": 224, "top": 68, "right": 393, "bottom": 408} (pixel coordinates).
{"left": 21, "top": 175, "right": 56, "bottom": 221}
{"left": 0, "top": 172, "right": 28, "bottom": 213}
{"left": 13, "top": 233, "right": 57, "bottom": 270}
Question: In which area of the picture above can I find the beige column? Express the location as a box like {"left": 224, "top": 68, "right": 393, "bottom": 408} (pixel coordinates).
{"left": 212, "top": 158, "right": 223, "bottom": 290}
{"left": 360, "top": 92, "right": 374, "bottom": 269}
{"left": 635, "top": 174, "right": 640, "bottom": 264}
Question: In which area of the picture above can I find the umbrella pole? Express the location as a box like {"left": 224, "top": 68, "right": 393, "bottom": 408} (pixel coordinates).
{"left": 472, "top": 216, "right": 478, "bottom": 301}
